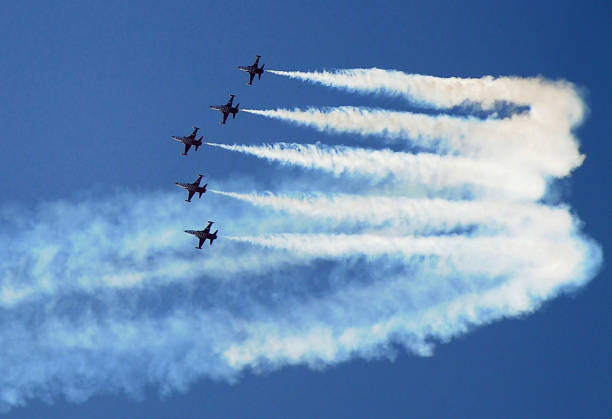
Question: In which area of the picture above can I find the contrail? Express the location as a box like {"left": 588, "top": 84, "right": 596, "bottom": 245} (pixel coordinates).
{"left": 206, "top": 142, "right": 547, "bottom": 200}
{"left": 2, "top": 189, "right": 599, "bottom": 412}
{"left": 241, "top": 107, "right": 584, "bottom": 177}
{"left": 210, "top": 190, "right": 574, "bottom": 235}
{"left": 267, "top": 68, "right": 586, "bottom": 125}
{"left": 0, "top": 68, "right": 602, "bottom": 413}
{"left": 225, "top": 232, "right": 582, "bottom": 272}
{"left": 219, "top": 234, "right": 597, "bottom": 368}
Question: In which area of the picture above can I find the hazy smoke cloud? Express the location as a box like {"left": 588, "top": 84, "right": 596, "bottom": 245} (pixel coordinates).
{"left": 0, "top": 69, "right": 601, "bottom": 412}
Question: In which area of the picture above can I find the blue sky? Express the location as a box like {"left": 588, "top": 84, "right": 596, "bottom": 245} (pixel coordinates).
{"left": 1, "top": 1, "right": 610, "bottom": 418}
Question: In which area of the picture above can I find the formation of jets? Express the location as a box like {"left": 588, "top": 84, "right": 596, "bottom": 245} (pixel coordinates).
{"left": 170, "top": 55, "right": 266, "bottom": 250}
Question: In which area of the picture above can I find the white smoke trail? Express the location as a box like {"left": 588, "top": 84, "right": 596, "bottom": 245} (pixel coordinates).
{"left": 0, "top": 68, "right": 602, "bottom": 413}
{"left": 242, "top": 107, "right": 583, "bottom": 177}
{"left": 220, "top": 231, "right": 601, "bottom": 368}
{"left": 209, "top": 190, "right": 573, "bottom": 236}
{"left": 5, "top": 189, "right": 600, "bottom": 412}
{"left": 206, "top": 142, "right": 546, "bottom": 200}
{"left": 220, "top": 234, "right": 597, "bottom": 367}
{"left": 226, "top": 232, "right": 584, "bottom": 276}
{"left": 267, "top": 68, "right": 586, "bottom": 126}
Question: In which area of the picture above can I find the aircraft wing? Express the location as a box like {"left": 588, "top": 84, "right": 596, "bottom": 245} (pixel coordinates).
{"left": 190, "top": 127, "right": 199, "bottom": 138}
{"left": 253, "top": 56, "right": 260, "bottom": 66}
{"left": 227, "top": 95, "right": 234, "bottom": 106}
{"left": 249, "top": 72, "right": 255, "bottom": 85}
{"left": 183, "top": 143, "right": 192, "bottom": 155}
{"left": 222, "top": 112, "right": 229, "bottom": 124}
{"left": 198, "top": 237, "right": 205, "bottom": 248}
{"left": 186, "top": 190, "right": 195, "bottom": 202}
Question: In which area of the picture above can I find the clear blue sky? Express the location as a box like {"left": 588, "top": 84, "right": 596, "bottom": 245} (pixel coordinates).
{"left": 1, "top": 1, "right": 610, "bottom": 418}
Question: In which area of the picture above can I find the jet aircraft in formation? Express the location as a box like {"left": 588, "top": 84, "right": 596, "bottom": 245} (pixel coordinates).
{"left": 171, "top": 126, "right": 203, "bottom": 156}
{"left": 185, "top": 221, "right": 218, "bottom": 249}
{"left": 173, "top": 55, "right": 267, "bottom": 249}
{"left": 238, "top": 55, "right": 265, "bottom": 85}
{"left": 175, "top": 174, "right": 207, "bottom": 202}
{"left": 209, "top": 94, "right": 240, "bottom": 124}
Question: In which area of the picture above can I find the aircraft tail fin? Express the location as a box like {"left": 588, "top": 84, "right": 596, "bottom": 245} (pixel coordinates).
{"left": 233, "top": 104, "right": 239, "bottom": 118}
{"left": 195, "top": 136, "right": 203, "bottom": 151}
{"left": 199, "top": 185, "right": 207, "bottom": 198}
{"left": 259, "top": 64, "right": 264, "bottom": 79}
{"left": 209, "top": 230, "right": 218, "bottom": 245}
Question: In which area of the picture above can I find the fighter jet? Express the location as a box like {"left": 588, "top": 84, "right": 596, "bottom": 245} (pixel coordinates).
{"left": 171, "top": 126, "right": 203, "bottom": 156}
{"left": 238, "top": 55, "right": 265, "bottom": 85}
{"left": 175, "top": 174, "right": 207, "bottom": 202}
{"left": 210, "top": 95, "right": 239, "bottom": 124}
{"left": 185, "top": 221, "right": 218, "bottom": 249}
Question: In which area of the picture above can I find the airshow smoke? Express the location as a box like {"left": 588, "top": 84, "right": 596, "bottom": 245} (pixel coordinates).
{"left": 241, "top": 107, "right": 583, "bottom": 177}
{"left": 0, "top": 68, "right": 602, "bottom": 412}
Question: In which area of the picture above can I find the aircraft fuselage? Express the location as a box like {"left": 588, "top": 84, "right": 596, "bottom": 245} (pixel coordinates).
{"left": 209, "top": 96, "right": 239, "bottom": 124}
{"left": 171, "top": 136, "right": 200, "bottom": 145}
{"left": 175, "top": 182, "right": 206, "bottom": 192}
{"left": 238, "top": 55, "right": 264, "bottom": 85}
{"left": 175, "top": 175, "right": 207, "bottom": 201}
{"left": 238, "top": 65, "right": 264, "bottom": 75}
{"left": 185, "top": 222, "right": 217, "bottom": 248}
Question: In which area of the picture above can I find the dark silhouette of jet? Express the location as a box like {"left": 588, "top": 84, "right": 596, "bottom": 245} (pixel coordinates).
{"left": 238, "top": 55, "right": 265, "bottom": 85}
{"left": 175, "top": 174, "right": 207, "bottom": 202}
{"left": 171, "top": 126, "right": 203, "bottom": 156}
{"left": 185, "top": 221, "right": 218, "bottom": 249}
{"left": 210, "top": 95, "right": 239, "bottom": 124}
